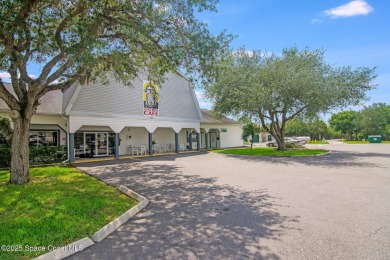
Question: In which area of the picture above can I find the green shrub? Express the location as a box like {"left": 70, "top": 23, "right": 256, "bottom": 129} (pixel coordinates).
{"left": 0, "top": 146, "right": 11, "bottom": 167}
{"left": 30, "top": 145, "right": 67, "bottom": 164}
{"left": 0, "top": 146, "right": 67, "bottom": 167}
{"left": 285, "top": 143, "right": 296, "bottom": 149}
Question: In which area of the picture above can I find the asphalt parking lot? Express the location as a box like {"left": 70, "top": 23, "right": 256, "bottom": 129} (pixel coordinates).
{"left": 70, "top": 143, "right": 390, "bottom": 260}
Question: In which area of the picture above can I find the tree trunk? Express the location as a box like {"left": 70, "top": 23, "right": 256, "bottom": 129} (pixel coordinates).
{"left": 274, "top": 134, "right": 285, "bottom": 151}
{"left": 9, "top": 110, "right": 31, "bottom": 184}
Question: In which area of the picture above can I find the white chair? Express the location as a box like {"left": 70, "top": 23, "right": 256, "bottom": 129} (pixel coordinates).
{"left": 153, "top": 144, "right": 160, "bottom": 154}
{"left": 179, "top": 143, "right": 185, "bottom": 152}
{"left": 131, "top": 146, "right": 139, "bottom": 155}
{"left": 140, "top": 145, "right": 146, "bottom": 155}
{"left": 168, "top": 143, "right": 174, "bottom": 152}
{"left": 162, "top": 144, "right": 169, "bottom": 153}
{"left": 128, "top": 145, "right": 133, "bottom": 155}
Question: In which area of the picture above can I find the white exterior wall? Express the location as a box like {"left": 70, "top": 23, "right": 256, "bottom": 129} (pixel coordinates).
{"left": 119, "top": 127, "right": 149, "bottom": 155}
{"left": 0, "top": 112, "right": 68, "bottom": 146}
{"left": 201, "top": 123, "right": 243, "bottom": 148}
{"left": 153, "top": 128, "right": 175, "bottom": 146}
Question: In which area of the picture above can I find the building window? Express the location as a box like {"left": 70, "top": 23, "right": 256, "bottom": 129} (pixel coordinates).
{"left": 29, "top": 131, "right": 59, "bottom": 147}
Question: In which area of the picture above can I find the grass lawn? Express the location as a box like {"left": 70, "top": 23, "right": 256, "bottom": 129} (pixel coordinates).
{"left": 342, "top": 140, "right": 390, "bottom": 144}
{"left": 307, "top": 140, "right": 329, "bottom": 144}
{"left": 0, "top": 166, "right": 137, "bottom": 260}
{"left": 212, "top": 147, "right": 328, "bottom": 157}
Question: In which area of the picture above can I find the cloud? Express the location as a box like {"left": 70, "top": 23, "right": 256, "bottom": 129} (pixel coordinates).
{"left": 324, "top": 0, "right": 373, "bottom": 18}
{"left": 311, "top": 18, "right": 323, "bottom": 24}
{"left": 0, "top": 72, "right": 11, "bottom": 82}
{"left": 0, "top": 72, "right": 38, "bottom": 83}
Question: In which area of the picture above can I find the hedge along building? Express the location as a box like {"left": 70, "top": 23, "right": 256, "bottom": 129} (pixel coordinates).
{"left": 0, "top": 71, "right": 243, "bottom": 162}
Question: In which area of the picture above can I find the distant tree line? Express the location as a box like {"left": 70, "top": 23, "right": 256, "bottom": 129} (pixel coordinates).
{"left": 282, "top": 103, "right": 390, "bottom": 141}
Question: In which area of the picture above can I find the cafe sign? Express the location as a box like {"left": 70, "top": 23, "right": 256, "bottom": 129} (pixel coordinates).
{"left": 143, "top": 81, "right": 159, "bottom": 116}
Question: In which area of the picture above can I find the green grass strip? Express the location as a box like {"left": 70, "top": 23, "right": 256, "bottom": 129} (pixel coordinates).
{"left": 307, "top": 140, "right": 329, "bottom": 144}
{"left": 0, "top": 166, "right": 137, "bottom": 260}
{"left": 212, "top": 147, "right": 328, "bottom": 157}
{"left": 342, "top": 140, "right": 390, "bottom": 144}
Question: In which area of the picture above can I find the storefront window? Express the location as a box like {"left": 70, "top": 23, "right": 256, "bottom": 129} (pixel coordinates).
{"left": 29, "top": 131, "right": 59, "bottom": 147}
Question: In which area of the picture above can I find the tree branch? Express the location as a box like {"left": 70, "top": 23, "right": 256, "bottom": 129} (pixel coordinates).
{"left": 34, "top": 52, "right": 65, "bottom": 86}
{"left": 285, "top": 106, "right": 307, "bottom": 121}
{"left": 55, "top": 3, "right": 87, "bottom": 52}
{"left": 0, "top": 81, "right": 20, "bottom": 110}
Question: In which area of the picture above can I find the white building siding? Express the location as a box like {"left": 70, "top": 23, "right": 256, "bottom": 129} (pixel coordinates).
{"left": 201, "top": 123, "right": 243, "bottom": 148}
{"left": 70, "top": 72, "right": 200, "bottom": 121}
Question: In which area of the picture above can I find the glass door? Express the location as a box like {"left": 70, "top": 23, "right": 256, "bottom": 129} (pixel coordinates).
{"left": 85, "top": 133, "right": 96, "bottom": 156}
{"left": 96, "top": 133, "right": 109, "bottom": 156}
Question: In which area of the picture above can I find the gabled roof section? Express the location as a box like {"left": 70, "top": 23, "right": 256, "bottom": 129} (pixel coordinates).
{"left": 201, "top": 109, "right": 240, "bottom": 124}
{"left": 0, "top": 83, "right": 63, "bottom": 115}
{"left": 175, "top": 70, "right": 203, "bottom": 121}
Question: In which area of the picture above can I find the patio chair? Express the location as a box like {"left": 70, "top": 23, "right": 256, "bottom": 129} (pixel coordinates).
{"left": 153, "top": 144, "right": 160, "bottom": 154}
{"left": 131, "top": 145, "right": 139, "bottom": 155}
{"left": 140, "top": 145, "right": 146, "bottom": 155}
{"left": 168, "top": 143, "right": 174, "bottom": 152}
{"left": 179, "top": 143, "right": 185, "bottom": 152}
{"left": 162, "top": 144, "right": 169, "bottom": 153}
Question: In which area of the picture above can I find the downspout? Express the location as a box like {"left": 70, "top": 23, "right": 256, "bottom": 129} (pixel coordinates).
{"left": 61, "top": 115, "right": 70, "bottom": 164}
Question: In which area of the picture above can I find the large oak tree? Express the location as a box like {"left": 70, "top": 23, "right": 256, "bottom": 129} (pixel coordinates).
{"left": 0, "top": 0, "right": 233, "bottom": 184}
{"left": 205, "top": 47, "right": 376, "bottom": 150}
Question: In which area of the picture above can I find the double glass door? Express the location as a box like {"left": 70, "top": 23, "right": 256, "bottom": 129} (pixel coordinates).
{"left": 75, "top": 132, "right": 111, "bottom": 157}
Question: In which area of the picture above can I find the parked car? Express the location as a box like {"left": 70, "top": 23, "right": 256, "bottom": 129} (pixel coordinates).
{"left": 266, "top": 137, "right": 305, "bottom": 147}
{"left": 285, "top": 137, "right": 306, "bottom": 145}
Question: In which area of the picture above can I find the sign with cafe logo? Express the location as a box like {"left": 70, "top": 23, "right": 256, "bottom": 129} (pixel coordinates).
{"left": 143, "top": 81, "right": 159, "bottom": 116}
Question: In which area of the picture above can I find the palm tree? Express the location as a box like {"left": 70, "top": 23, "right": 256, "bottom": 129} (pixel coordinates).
{"left": 242, "top": 121, "right": 261, "bottom": 151}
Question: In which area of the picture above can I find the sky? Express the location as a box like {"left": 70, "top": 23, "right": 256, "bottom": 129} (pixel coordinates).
{"left": 194, "top": 0, "right": 390, "bottom": 114}
{"left": 1, "top": 1, "right": 389, "bottom": 117}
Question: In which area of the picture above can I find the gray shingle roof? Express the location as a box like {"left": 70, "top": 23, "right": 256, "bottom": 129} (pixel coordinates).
{"left": 0, "top": 83, "right": 63, "bottom": 114}
{"left": 201, "top": 109, "right": 240, "bottom": 124}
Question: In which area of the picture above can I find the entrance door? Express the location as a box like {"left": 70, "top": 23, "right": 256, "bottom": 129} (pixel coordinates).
{"left": 85, "top": 133, "right": 96, "bottom": 155}
{"left": 85, "top": 132, "right": 109, "bottom": 156}
{"left": 210, "top": 132, "right": 217, "bottom": 148}
{"left": 96, "top": 133, "right": 109, "bottom": 156}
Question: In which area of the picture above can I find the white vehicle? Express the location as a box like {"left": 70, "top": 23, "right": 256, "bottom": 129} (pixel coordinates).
{"left": 266, "top": 137, "right": 305, "bottom": 147}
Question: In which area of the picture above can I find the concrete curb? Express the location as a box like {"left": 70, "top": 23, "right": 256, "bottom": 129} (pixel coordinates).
{"left": 34, "top": 185, "right": 149, "bottom": 259}
{"left": 315, "top": 150, "right": 332, "bottom": 156}
{"left": 91, "top": 185, "right": 149, "bottom": 242}
{"left": 32, "top": 237, "right": 95, "bottom": 260}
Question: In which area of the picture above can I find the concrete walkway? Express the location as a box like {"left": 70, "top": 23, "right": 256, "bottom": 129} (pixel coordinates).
{"left": 70, "top": 144, "right": 390, "bottom": 259}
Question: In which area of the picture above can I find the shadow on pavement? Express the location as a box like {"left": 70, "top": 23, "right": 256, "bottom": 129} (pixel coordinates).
{"left": 70, "top": 161, "right": 297, "bottom": 259}
{"left": 219, "top": 150, "right": 389, "bottom": 169}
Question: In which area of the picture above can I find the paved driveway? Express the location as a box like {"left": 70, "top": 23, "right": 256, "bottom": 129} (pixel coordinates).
{"left": 70, "top": 143, "right": 390, "bottom": 259}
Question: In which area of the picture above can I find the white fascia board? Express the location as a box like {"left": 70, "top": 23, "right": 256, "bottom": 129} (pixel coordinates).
{"left": 68, "top": 111, "right": 200, "bottom": 123}
{"left": 64, "top": 83, "right": 82, "bottom": 115}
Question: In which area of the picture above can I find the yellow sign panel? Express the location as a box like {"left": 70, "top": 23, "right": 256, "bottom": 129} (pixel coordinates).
{"left": 143, "top": 81, "right": 159, "bottom": 116}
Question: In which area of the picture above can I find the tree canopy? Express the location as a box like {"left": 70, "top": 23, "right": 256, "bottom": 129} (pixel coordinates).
{"left": 329, "top": 110, "right": 359, "bottom": 140}
{"left": 205, "top": 47, "right": 376, "bottom": 150}
{"left": 0, "top": 0, "right": 233, "bottom": 184}
{"left": 357, "top": 103, "right": 390, "bottom": 139}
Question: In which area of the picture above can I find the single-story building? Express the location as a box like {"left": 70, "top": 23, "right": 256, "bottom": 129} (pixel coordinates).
{"left": 0, "top": 71, "right": 243, "bottom": 162}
